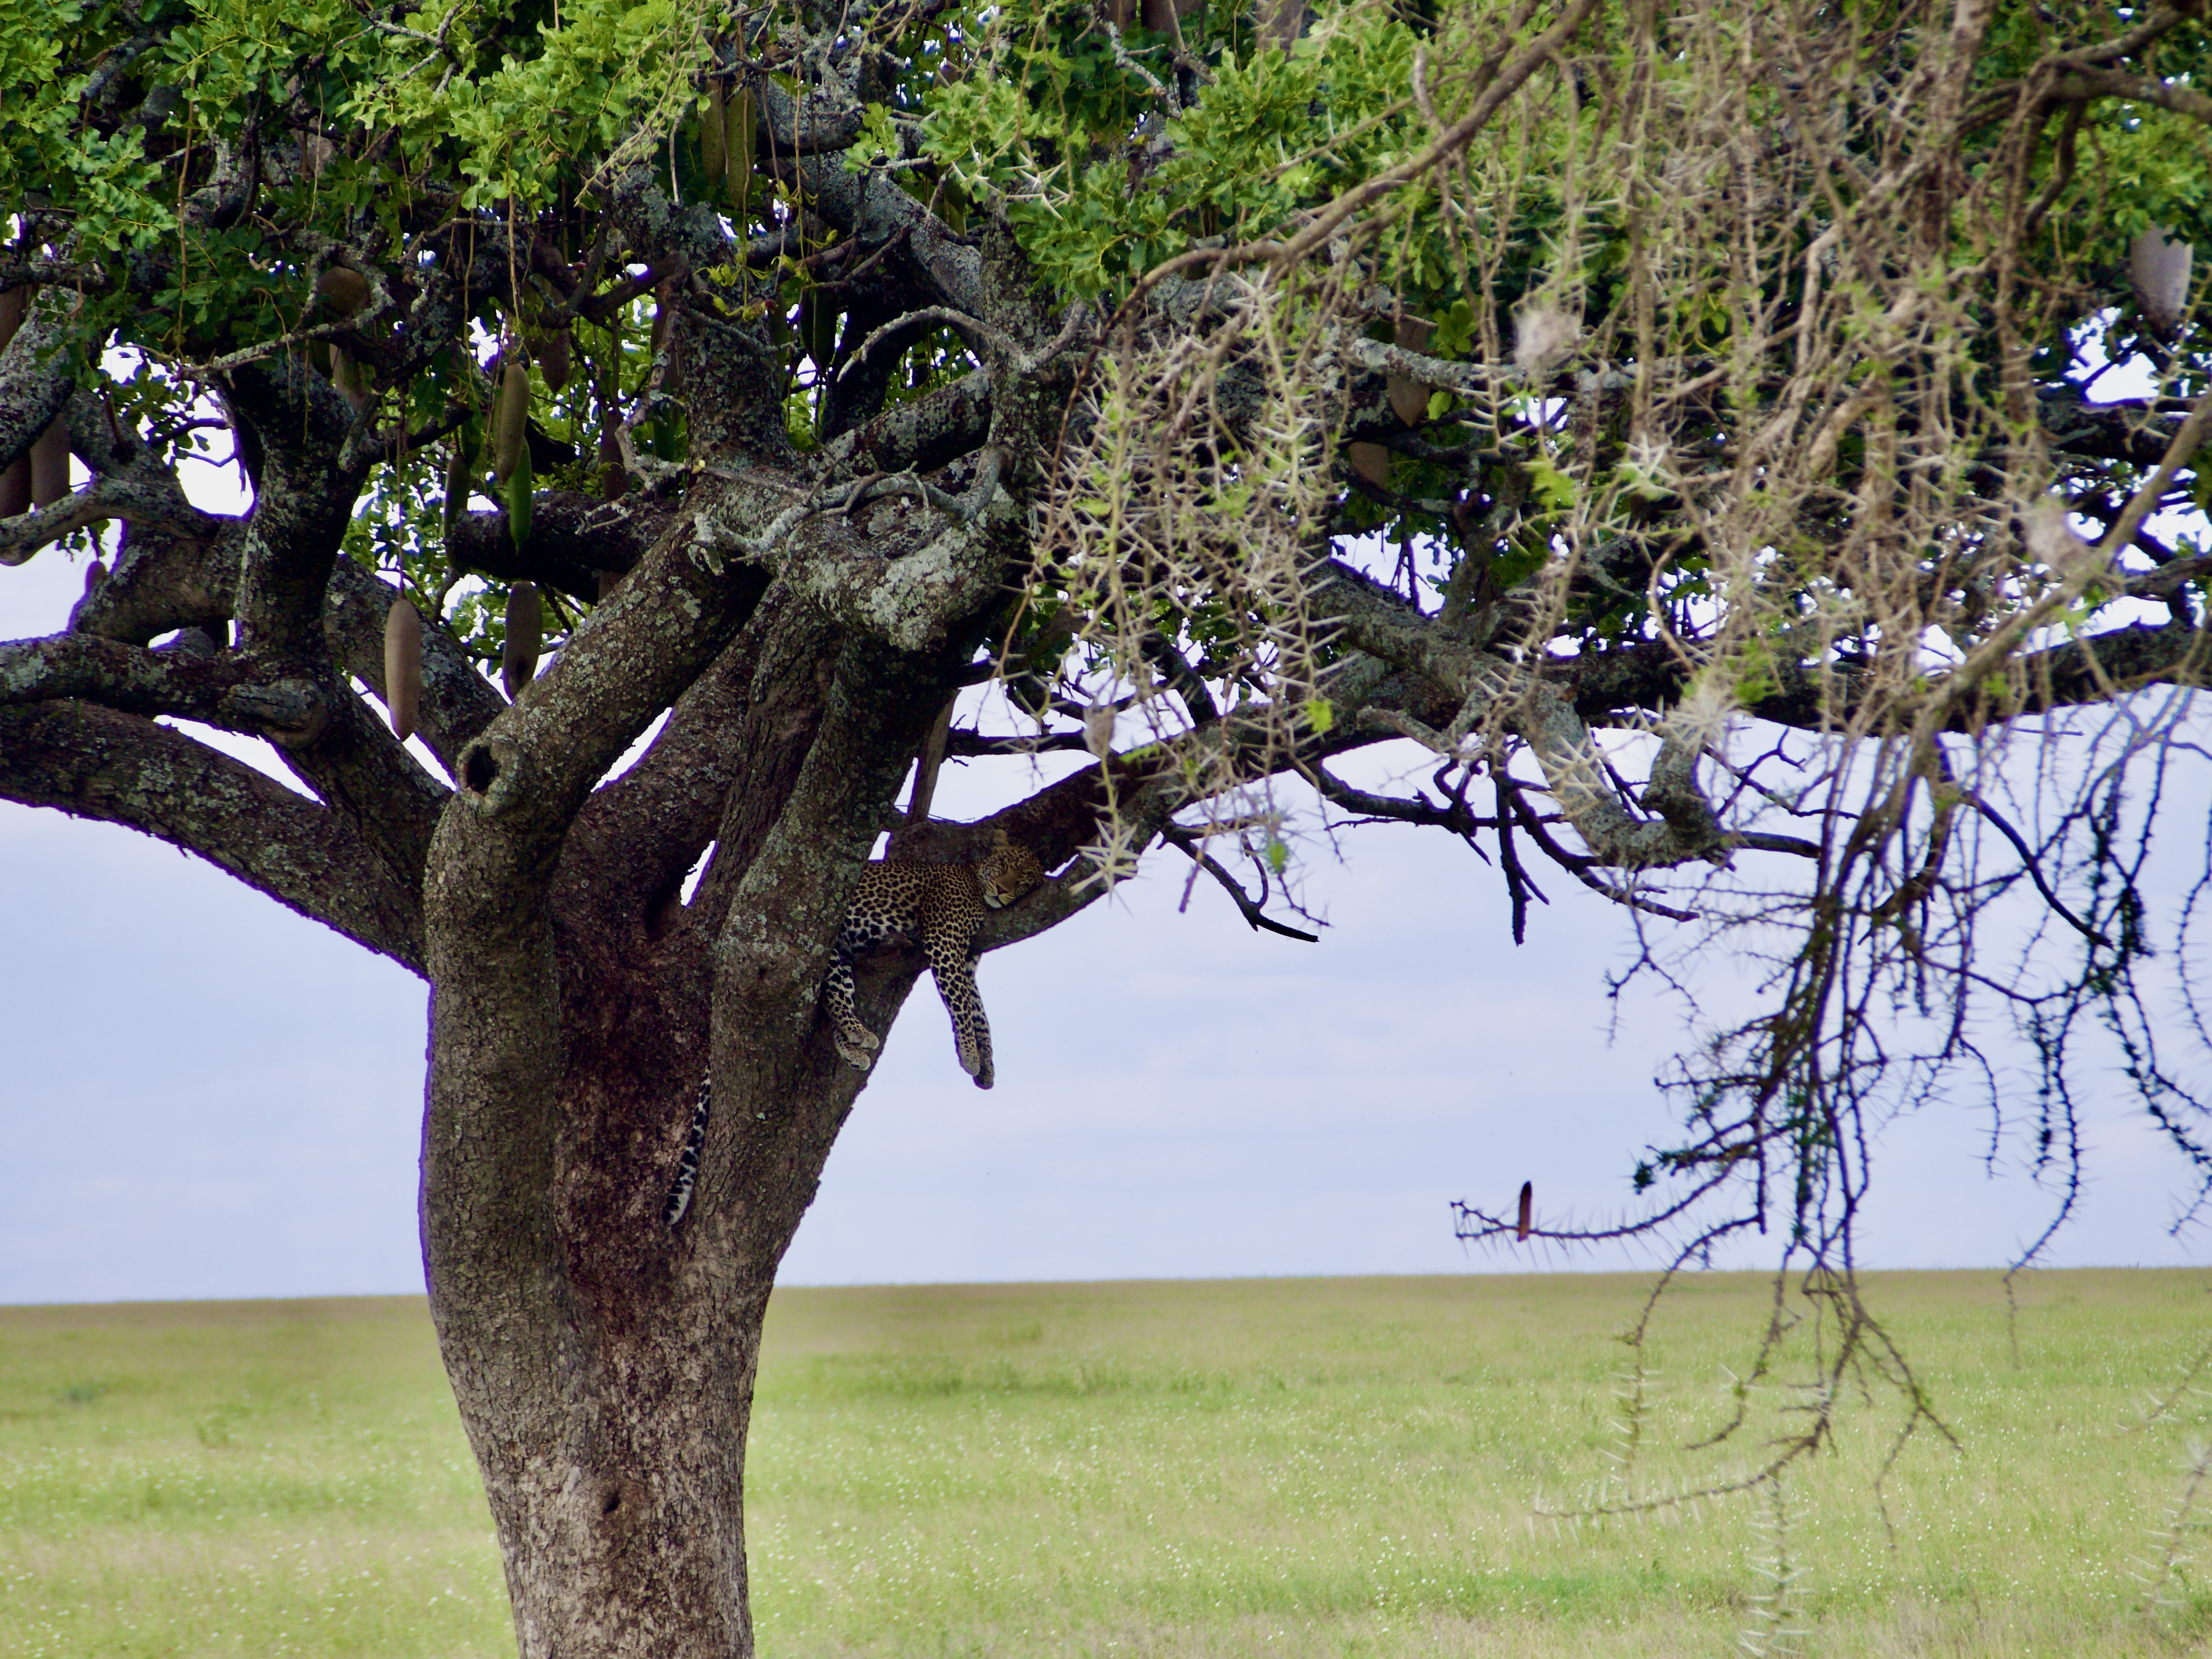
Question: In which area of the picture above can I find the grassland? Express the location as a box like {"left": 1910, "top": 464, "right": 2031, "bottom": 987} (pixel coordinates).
{"left": 5, "top": 1272, "right": 2212, "bottom": 1657}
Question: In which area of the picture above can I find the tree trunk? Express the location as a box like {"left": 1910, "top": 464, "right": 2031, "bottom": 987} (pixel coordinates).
{"left": 419, "top": 630, "right": 951, "bottom": 1657}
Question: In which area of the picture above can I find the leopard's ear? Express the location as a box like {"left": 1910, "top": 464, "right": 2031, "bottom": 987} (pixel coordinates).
{"left": 991, "top": 826, "right": 1011, "bottom": 852}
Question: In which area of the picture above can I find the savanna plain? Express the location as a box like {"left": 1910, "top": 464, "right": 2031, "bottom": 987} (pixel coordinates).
{"left": 4, "top": 1271, "right": 2212, "bottom": 1658}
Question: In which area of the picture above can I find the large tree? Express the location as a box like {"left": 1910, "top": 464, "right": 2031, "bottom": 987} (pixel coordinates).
{"left": 4, "top": 0, "right": 2210, "bottom": 1648}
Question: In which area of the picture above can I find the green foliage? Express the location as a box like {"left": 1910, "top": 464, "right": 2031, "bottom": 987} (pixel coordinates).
{"left": 366, "top": 0, "right": 712, "bottom": 205}
{"left": 3, "top": 0, "right": 2207, "bottom": 740}
{"left": 917, "top": 2, "right": 1442, "bottom": 301}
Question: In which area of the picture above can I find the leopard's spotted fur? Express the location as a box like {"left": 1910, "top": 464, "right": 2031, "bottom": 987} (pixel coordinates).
{"left": 826, "top": 828, "right": 1045, "bottom": 1090}
{"left": 663, "top": 1072, "right": 710, "bottom": 1228}
{"left": 662, "top": 832, "right": 1044, "bottom": 1230}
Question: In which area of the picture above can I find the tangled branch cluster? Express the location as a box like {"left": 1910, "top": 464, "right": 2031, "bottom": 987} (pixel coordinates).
{"left": 1028, "top": 0, "right": 2212, "bottom": 1409}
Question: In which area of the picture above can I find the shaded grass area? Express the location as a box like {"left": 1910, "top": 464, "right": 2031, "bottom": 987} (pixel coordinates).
{"left": 7, "top": 1273, "right": 2212, "bottom": 1655}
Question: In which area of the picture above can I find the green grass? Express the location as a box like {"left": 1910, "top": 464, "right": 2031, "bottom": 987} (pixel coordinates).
{"left": 7, "top": 1273, "right": 2212, "bottom": 1656}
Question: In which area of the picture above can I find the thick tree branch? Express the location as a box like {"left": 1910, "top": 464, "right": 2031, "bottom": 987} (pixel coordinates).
{"left": 447, "top": 491, "right": 678, "bottom": 603}
{"left": 2055, "top": 66, "right": 2212, "bottom": 126}
{"left": 567, "top": 585, "right": 823, "bottom": 936}
{"left": 681, "top": 589, "right": 843, "bottom": 941}
{"left": 2, "top": 392, "right": 234, "bottom": 569}
{"left": 0, "top": 700, "right": 424, "bottom": 972}
{"left": 595, "top": 169, "right": 795, "bottom": 468}
{"left": 698, "top": 642, "right": 960, "bottom": 1214}
{"left": 69, "top": 518, "right": 245, "bottom": 646}
{"left": 445, "top": 491, "right": 769, "bottom": 880}
{"left": 2038, "top": 390, "right": 2195, "bottom": 469}
{"left": 737, "top": 457, "right": 1019, "bottom": 655}
{"left": 1562, "top": 619, "right": 2212, "bottom": 735}
{"left": 0, "top": 631, "right": 289, "bottom": 728}
{"left": 790, "top": 149, "right": 986, "bottom": 320}
{"left": 223, "top": 358, "right": 371, "bottom": 658}
{"left": 1316, "top": 558, "right": 1757, "bottom": 868}
{"left": 819, "top": 369, "right": 992, "bottom": 479}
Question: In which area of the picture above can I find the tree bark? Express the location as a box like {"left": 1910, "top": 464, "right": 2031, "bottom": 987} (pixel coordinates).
{"left": 412, "top": 496, "right": 974, "bottom": 1652}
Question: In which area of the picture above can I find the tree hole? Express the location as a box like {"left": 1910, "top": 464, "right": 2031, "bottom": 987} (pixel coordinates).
{"left": 464, "top": 745, "right": 500, "bottom": 794}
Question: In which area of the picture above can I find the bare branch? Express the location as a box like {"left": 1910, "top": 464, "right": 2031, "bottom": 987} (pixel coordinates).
{"left": 1158, "top": 823, "right": 1319, "bottom": 941}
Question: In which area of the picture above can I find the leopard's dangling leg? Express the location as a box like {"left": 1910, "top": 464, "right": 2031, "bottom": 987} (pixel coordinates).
{"left": 924, "top": 929, "right": 995, "bottom": 1090}
{"left": 664, "top": 1072, "right": 712, "bottom": 1228}
{"left": 824, "top": 943, "right": 882, "bottom": 1070}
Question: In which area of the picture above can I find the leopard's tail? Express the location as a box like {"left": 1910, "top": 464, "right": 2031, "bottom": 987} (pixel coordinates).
{"left": 664, "top": 1072, "right": 712, "bottom": 1227}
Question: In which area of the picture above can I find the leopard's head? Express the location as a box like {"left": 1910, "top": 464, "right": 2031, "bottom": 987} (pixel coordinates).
{"left": 978, "top": 827, "right": 1045, "bottom": 909}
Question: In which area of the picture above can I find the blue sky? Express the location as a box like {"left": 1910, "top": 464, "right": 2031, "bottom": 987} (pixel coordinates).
{"left": 4, "top": 491, "right": 2210, "bottom": 1304}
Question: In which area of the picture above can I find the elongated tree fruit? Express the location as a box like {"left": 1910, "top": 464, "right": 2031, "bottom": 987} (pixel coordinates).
{"left": 504, "top": 443, "right": 533, "bottom": 554}
{"left": 1348, "top": 441, "right": 1389, "bottom": 489}
{"left": 536, "top": 326, "right": 572, "bottom": 393}
{"left": 1388, "top": 315, "right": 1434, "bottom": 427}
{"left": 384, "top": 598, "right": 422, "bottom": 742}
{"left": 727, "top": 88, "right": 755, "bottom": 225}
{"left": 30, "top": 421, "right": 68, "bottom": 507}
{"left": 2132, "top": 226, "right": 2194, "bottom": 338}
{"left": 1083, "top": 703, "right": 1116, "bottom": 761}
{"left": 316, "top": 267, "right": 371, "bottom": 317}
{"left": 502, "top": 581, "right": 541, "bottom": 701}
{"left": 1516, "top": 1181, "right": 1533, "bottom": 1241}
{"left": 443, "top": 425, "right": 476, "bottom": 546}
{"left": 650, "top": 284, "right": 685, "bottom": 395}
{"left": 598, "top": 423, "right": 625, "bottom": 502}
{"left": 597, "top": 311, "right": 625, "bottom": 501}
{"left": 701, "top": 80, "right": 727, "bottom": 193}
{"left": 3, "top": 286, "right": 37, "bottom": 513}
{"left": 492, "top": 359, "right": 529, "bottom": 483}
{"left": 329, "top": 345, "right": 373, "bottom": 411}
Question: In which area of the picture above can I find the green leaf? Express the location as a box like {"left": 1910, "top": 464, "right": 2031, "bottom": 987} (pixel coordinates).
{"left": 1525, "top": 455, "right": 1578, "bottom": 511}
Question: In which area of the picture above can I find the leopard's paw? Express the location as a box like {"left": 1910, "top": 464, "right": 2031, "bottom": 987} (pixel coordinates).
{"left": 958, "top": 1041, "right": 992, "bottom": 1089}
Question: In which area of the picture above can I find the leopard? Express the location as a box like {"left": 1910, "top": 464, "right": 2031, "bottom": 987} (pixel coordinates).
{"left": 663, "top": 831, "right": 1044, "bottom": 1229}
{"left": 825, "top": 827, "right": 1045, "bottom": 1092}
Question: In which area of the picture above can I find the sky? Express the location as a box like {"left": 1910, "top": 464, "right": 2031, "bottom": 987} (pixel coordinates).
{"left": 5, "top": 469, "right": 2212, "bottom": 1306}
